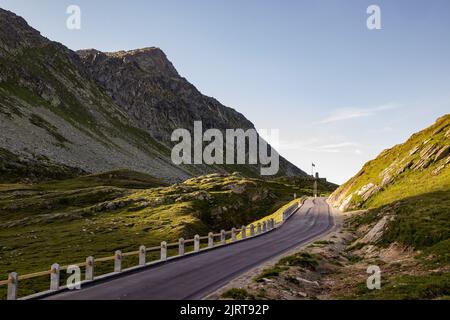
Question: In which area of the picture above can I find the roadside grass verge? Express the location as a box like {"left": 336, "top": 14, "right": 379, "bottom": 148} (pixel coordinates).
{"left": 221, "top": 288, "right": 255, "bottom": 300}
{"left": 347, "top": 191, "right": 450, "bottom": 263}
{"left": 351, "top": 272, "right": 450, "bottom": 300}
{"left": 254, "top": 252, "right": 321, "bottom": 283}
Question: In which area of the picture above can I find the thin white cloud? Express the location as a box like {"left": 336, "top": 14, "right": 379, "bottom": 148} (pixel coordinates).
{"left": 316, "top": 142, "right": 359, "bottom": 149}
{"left": 277, "top": 138, "right": 360, "bottom": 154}
{"left": 315, "top": 141, "right": 360, "bottom": 154}
{"left": 317, "top": 103, "right": 399, "bottom": 124}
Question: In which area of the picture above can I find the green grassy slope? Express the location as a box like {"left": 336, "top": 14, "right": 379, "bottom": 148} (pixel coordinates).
{"left": 332, "top": 115, "right": 450, "bottom": 299}
{"left": 0, "top": 170, "right": 337, "bottom": 298}
{"left": 0, "top": 147, "right": 84, "bottom": 183}
{"left": 330, "top": 115, "right": 450, "bottom": 251}
{"left": 330, "top": 114, "right": 450, "bottom": 211}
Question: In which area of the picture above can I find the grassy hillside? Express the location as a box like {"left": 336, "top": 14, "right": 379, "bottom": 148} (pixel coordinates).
{"left": 0, "top": 147, "right": 84, "bottom": 183}
{"left": 329, "top": 115, "right": 450, "bottom": 250}
{"left": 0, "top": 170, "right": 336, "bottom": 298}
{"left": 330, "top": 114, "right": 450, "bottom": 211}
{"left": 345, "top": 192, "right": 450, "bottom": 300}
{"left": 350, "top": 190, "right": 449, "bottom": 259}
{"left": 328, "top": 115, "right": 450, "bottom": 299}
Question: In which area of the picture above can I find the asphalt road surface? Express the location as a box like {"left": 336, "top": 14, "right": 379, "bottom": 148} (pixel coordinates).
{"left": 44, "top": 197, "right": 335, "bottom": 300}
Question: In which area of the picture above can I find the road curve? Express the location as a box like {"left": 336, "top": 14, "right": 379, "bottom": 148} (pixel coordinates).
{"left": 44, "top": 197, "right": 335, "bottom": 300}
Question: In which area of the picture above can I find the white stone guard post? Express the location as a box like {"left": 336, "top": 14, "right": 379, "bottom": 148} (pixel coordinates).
{"left": 257, "top": 223, "right": 262, "bottom": 235}
{"left": 262, "top": 221, "right": 267, "bottom": 233}
{"left": 208, "top": 232, "right": 214, "bottom": 248}
{"left": 7, "top": 272, "right": 18, "bottom": 300}
{"left": 241, "top": 225, "right": 247, "bottom": 239}
{"left": 139, "top": 246, "right": 146, "bottom": 266}
{"left": 161, "top": 241, "right": 167, "bottom": 261}
{"left": 220, "top": 230, "right": 226, "bottom": 245}
{"left": 250, "top": 224, "right": 255, "bottom": 237}
{"left": 86, "top": 256, "right": 94, "bottom": 280}
{"left": 231, "top": 228, "right": 237, "bottom": 242}
{"left": 114, "top": 250, "right": 122, "bottom": 273}
{"left": 194, "top": 235, "right": 200, "bottom": 252}
{"left": 179, "top": 238, "right": 185, "bottom": 256}
{"left": 50, "top": 263, "right": 60, "bottom": 291}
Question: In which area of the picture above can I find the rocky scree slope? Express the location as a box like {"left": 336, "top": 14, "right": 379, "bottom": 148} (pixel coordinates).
{"left": 76, "top": 48, "right": 304, "bottom": 178}
{"left": 0, "top": 8, "right": 192, "bottom": 183}
{"left": 0, "top": 8, "right": 304, "bottom": 183}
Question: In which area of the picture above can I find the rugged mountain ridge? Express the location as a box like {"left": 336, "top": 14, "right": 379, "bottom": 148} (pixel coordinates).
{"left": 0, "top": 8, "right": 305, "bottom": 183}
{"left": 76, "top": 48, "right": 255, "bottom": 144}
{"left": 76, "top": 47, "right": 304, "bottom": 177}
{"left": 329, "top": 114, "right": 450, "bottom": 211}
{"left": 0, "top": 8, "right": 195, "bottom": 183}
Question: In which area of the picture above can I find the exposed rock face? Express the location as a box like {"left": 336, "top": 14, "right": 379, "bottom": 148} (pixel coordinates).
{"left": 355, "top": 182, "right": 380, "bottom": 204}
{"left": 360, "top": 214, "right": 394, "bottom": 244}
{"left": 0, "top": 9, "right": 48, "bottom": 53}
{"left": 0, "top": 8, "right": 305, "bottom": 182}
{"left": 0, "top": 9, "right": 195, "bottom": 183}
{"left": 435, "top": 145, "right": 450, "bottom": 162}
{"left": 329, "top": 114, "right": 450, "bottom": 211}
{"left": 76, "top": 47, "right": 304, "bottom": 177}
{"left": 76, "top": 48, "right": 254, "bottom": 144}
{"left": 339, "top": 194, "right": 353, "bottom": 212}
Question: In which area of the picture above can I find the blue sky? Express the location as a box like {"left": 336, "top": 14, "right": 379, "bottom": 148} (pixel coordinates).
{"left": 1, "top": 0, "right": 449, "bottom": 183}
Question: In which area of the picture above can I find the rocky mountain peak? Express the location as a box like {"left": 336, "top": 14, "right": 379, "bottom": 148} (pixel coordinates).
{"left": 0, "top": 8, "right": 49, "bottom": 54}
{"left": 76, "top": 46, "right": 255, "bottom": 143}
{"left": 108, "top": 47, "right": 179, "bottom": 77}
{"left": 77, "top": 46, "right": 180, "bottom": 78}
{"left": 0, "top": 8, "right": 306, "bottom": 182}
